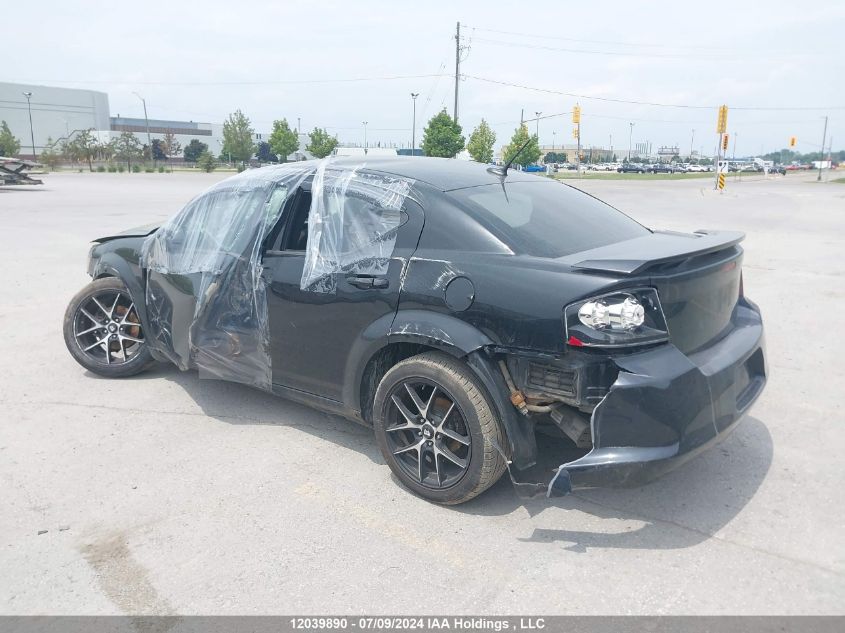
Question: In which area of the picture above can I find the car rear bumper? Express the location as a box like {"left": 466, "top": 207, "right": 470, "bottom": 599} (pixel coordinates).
{"left": 546, "top": 299, "right": 766, "bottom": 496}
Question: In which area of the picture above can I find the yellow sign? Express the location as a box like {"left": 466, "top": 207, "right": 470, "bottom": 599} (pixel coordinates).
{"left": 789, "top": 136, "right": 797, "bottom": 147}
{"left": 718, "top": 173, "right": 726, "bottom": 190}
{"left": 572, "top": 127, "right": 579, "bottom": 139}
{"left": 717, "top": 105, "right": 728, "bottom": 134}
{"left": 722, "top": 133, "right": 730, "bottom": 151}
{"left": 572, "top": 104, "right": 581, "bottom": 124}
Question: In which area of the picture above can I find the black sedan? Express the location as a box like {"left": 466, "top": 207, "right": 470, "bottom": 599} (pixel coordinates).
{"left": 617, "top": 163, "right": 646, "bottom": 173}
{"left": 63, "top": 158, "right": 767, "bottom": 504}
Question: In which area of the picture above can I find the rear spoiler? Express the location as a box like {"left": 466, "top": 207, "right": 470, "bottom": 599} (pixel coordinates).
{"left": 569, "top": 230, "right": 745, "bottom": 275}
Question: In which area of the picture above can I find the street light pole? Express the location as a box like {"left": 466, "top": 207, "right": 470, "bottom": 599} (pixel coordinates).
{"left": 552, "top": 130, "right": 556, "bottom": 151}
{"left": 817, "top": 116, "right": 828, "bottom": 182}
{"left": 363, "top": 121, "right": 368, "bottom": 155}
{"left": 22, "top": 92, "right": 36, "bottom": 160}
{"left": 132, "top": 92, "right": 153, "bottom": 165}
{"left": 628, "top": 122, "right": 634, "bottom": 161}
{"left": 410, "top": 93, "right": 419, "bottom": 155}
{"left": 690, "top": 129, "right": 695, "bottom": 160}
{"left": 534, "top": 111, "right": 542, "bottom": 141}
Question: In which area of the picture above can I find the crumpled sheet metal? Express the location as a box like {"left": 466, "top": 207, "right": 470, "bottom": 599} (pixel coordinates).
{"left": 140, "top": 160, "right": 415, "bottom": 391}
{"left": 300, "top": 161, "right": 415, "bottom": 293}
{"left": 140, "top": 164, "right": 312, "bottom": 390}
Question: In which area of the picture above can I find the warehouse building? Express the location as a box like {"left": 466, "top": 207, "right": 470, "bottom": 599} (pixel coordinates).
{"left": 0, "top": 82, "right": 110, "bottom": 159}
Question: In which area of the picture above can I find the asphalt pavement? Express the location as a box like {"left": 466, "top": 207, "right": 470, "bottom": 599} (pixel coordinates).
{"left": 1, "top": 170, "right": 843, "bottom": 614}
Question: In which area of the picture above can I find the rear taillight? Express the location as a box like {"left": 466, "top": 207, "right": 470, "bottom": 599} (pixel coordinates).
{"left": 564, "top": 287, "right": 670, "bottom": 348}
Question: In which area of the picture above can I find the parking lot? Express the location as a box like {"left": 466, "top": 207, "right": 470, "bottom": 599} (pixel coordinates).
{"left": 1, "top": 171, "right": 843, "bottom": 614}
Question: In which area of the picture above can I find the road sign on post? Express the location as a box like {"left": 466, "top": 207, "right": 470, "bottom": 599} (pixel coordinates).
{"left": 715, "top": 105, "right": 729, "bottom": 190}
{"left": 717, "top": 105, "right": 728, "bottom": 134}
{"left": 572, "top": 105, "right": 581, "bottom": 124}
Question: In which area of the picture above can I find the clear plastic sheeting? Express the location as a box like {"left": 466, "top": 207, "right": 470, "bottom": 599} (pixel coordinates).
{"left": 140, "top": 164, "right": 312, "bottom": 390}
{"left": 139, "top": 159, "right": 415, "bottom": 391}
{"left": 300, "top": 162, "right": 415, "bottom": 293}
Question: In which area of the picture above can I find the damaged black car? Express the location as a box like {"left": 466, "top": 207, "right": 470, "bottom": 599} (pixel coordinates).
{"left": 63, "top": 158, "right": 766, "bottom": 504}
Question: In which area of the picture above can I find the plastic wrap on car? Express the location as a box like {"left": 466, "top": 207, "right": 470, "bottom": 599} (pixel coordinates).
{"left": 300, "top": 161, "right": 415, "bottom": 293}
{"left": 140, "top": 165, "right": 312, "bottom": 390}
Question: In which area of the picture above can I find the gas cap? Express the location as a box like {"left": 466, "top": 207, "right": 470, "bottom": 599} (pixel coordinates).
{"left": 444, "top": 276, "right": 475, "bottom": 312}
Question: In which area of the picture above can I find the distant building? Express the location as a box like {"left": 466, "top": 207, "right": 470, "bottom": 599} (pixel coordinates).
{"left": 0, "top": 82, "right": 110, "bottom": 159}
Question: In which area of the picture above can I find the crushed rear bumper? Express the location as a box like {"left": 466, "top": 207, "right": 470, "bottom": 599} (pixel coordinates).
{"left": 541, "top": 299, "right": 766, "bottom": 497}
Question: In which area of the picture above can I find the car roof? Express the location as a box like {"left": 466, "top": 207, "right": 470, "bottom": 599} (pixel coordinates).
{"left": 253, "top": 157, "right": 542, "bottom": 192}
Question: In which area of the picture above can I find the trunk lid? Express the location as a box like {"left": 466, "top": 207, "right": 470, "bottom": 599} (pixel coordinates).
{"left": 564, "top": 230, "right": 744, "bottom": 354}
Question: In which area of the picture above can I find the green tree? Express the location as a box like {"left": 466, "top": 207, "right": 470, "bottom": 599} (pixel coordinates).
{"left": 501, "top": 124, "right": 541, "bottom": 167}
{"left": 421, "top": 109, "right": 465, "bottom": 158}
{"left": 222, "top": 109, "right": 256, "bottom": 165}
{"left": 39, "top": 137, "right": 62, "bottom": 170}
{"left": 255, "top": 141, "right": 278, "bottom": 163}
{"left": 466, "top": 119, "right": 496, "bottom": 164}
{"left": 68, "top": 129, "right": 99, "bottom": 171}
{"left": 161, "top": 131, "right": 182, "bottom": 167}
{"left": 306, "top": 127, "right": 338, "bottom": 159}
{"left": 269, "top": 119, "right": 299, "bottom": 162}
{"left": 183, "top": 139, "right": 208, "bottom": 163}
{"left": 113, "top": 131, "right": 143, "bottom": 170}
{"left": 0, "top": 120, "right": 21, "bottom": 157}
{"left": 197, "top": 150, "right": 216, "bottom": 173}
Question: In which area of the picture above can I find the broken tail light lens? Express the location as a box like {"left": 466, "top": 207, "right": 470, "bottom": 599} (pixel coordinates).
{"left": 565, "top": 288, "right": 669, "bottom": 348}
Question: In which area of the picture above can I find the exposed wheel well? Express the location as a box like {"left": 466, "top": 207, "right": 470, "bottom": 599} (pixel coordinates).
{"left": 359, "top": 342, "right": 441, "bottom": 424}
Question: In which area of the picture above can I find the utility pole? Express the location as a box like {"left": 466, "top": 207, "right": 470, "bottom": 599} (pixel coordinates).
{"left": 628, "top": 122, "right": 634, "bottom": 161}
{"left": 363, "top": 121, "right": 368, "bottom": 154}
{"left": 410, "top": 93, "right": 419, "bottom": 155}
{"left": 534, "top": 111, "right": 541, "bottom": 140}
{"left": 297, "top": 117, "right": 301, "bottom": 135}
{"left": 552, "top": 130, "right": 556, "bottom": 151}
{"left": 690, "top": 129, "right": 695, "bottom": 159}
{"left": 22, "top": 91, "right": 36, "bottom": 160}
{"left": 818, "top": 116, "right": 828, "bottom": 182}
{"left": 132, "top": 92, "right": 152, "bottom": 165}
{"left": 454, "top": 22, "right": 461, "bottom": 124}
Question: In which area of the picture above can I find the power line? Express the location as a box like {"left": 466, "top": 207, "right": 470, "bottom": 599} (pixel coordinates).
{"left": 462, "top": 25, "right": 740, "bottom": 52}
{"left": 8, "top": 74, "right": 450, "bottom": 87}
{"left": 464, "top": 74, "right": 845, "bottom": 111}
{"left": 471, "top": 36, "right": 737, "bottom": 61}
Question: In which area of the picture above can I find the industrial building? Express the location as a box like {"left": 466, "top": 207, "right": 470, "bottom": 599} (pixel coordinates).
{"left": 0, "top": 82, "right": 109, "bottom": 159}
{"left": 0, "top": 81, "right": 308, "bottom": 162}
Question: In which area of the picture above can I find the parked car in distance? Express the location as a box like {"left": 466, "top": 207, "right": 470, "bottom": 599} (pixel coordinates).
{"left": 649, "top": 163, "right": 675, "bottom": 174}
{"left": 617, "top": 163, "right": 646, "bottom": 174}
{"left": 63, "top": 158, "right": 767, "bottom": 505}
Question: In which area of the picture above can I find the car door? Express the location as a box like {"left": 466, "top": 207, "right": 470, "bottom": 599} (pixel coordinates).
{"left": 262, "top": 177, "right": 424, "bottom": 402}
{"left": 144, "top": 179, "right": 292, "bottom": 389}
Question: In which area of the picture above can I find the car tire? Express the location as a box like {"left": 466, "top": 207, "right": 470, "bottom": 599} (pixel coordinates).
{"left": 63, "top": 277, "right": 154, "bottom": 378}
{"left": 373, "top": 351, "right": 507, "bottom": 505}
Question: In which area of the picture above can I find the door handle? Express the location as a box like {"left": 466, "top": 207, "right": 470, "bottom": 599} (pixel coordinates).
{"left": 346, "top": 274, "right": 388, "bottom": 289}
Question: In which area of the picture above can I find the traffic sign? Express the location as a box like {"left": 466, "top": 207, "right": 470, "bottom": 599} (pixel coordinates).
{"left": 718, "top": 173, "right": 726, "bottom": 190}
{"left": 572, "top": 104, "right": 581, "bottom": 124}
{"left": 717, "top": 105, "right": 728, "bottom": 134}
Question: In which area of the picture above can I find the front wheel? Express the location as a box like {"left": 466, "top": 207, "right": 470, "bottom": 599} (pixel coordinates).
{"left": 63, "top": 277, "right": 153, "bottom": 378}
{"left": 373, "top": 352, "right": 507, "bottom": 505}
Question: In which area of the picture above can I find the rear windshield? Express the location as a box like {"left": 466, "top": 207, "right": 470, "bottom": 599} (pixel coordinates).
{"left": 450, "top": 180, "right": 650, "bottom": 258}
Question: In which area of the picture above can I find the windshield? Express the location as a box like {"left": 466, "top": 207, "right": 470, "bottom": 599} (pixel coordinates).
{"left": 450, "top": 180, "right": 650, "bottom": 258}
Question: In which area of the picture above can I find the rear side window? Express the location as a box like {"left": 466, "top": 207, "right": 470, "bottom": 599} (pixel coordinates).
{"left": 451, "top": 180, "right": 650, "bottom": 258}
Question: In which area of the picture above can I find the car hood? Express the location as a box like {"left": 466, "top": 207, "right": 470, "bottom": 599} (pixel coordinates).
{"left": 93, "top": 223, "right": 161, "bottom": 244}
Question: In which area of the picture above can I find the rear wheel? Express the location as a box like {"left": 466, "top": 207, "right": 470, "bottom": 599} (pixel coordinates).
{"left": 373, "top": 352, "right": 506, "bottom": 505}
{"left": 63, "top": 277, "right": 153, "bottom": 378}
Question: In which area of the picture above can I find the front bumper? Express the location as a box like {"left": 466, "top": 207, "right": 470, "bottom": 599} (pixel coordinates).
{"left": 545, "top": 299, "right": 766, "bottom": 497}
